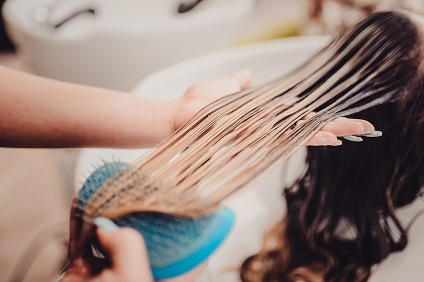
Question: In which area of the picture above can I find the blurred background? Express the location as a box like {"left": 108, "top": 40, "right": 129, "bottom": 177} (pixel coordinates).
{"left": 1, "top": 0, "right": 424, "bottom": 281}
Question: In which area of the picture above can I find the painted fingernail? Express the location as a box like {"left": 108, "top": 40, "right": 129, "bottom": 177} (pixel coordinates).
{"left": 94, "top": 217, "right": 119, "bottom": 231}
{"left": 364, "top": 131, "right": 383, "bottom": 137}
{"left": 343, "top": 136, "right": 363, "bottom": 142}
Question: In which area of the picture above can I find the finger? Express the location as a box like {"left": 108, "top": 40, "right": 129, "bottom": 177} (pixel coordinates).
{"left": 301, "top": 113, "right": 376, "bottom": 136}
{"left": 210, "top": 69, "right": 252, "bottom": 96}
{"left": 320, "top": 117, "right": 375, "bottom": 136}
{"left": 343, "top": 118, "right": 375, "bottom": 134}
{"left": 95, "top": 219, "right": 153, "bottom": 281}
{"left": 185, "top": 69, "right": 252, "bottom": 99}
{"left": 229, "top": 69, "right": 252, "bottom": 90}
{"left": 306, "top": 131, "right": 342, "bottom": 146}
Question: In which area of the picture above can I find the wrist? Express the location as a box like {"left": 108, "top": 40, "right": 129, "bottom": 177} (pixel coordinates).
{"left": 101, "top": 95, "right": 179, "bottom": 148}
{"left": 150, "top": 98, "right": 180, "bottom": 143}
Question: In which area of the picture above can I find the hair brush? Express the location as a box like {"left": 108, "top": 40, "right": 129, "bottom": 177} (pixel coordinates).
{"left": 74, "top": 161, "right": 234, "bottom": 280}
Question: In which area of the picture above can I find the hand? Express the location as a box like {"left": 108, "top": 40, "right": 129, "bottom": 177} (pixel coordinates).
{"left": 173, "top": 69, "right": 252, "bottom": 131}
{"left": 302, "top": 114, "right": 379, "bottom": 146}
{"left": 61, "top": 199, "right": 153, "bottom": 282}
{"left": 62, "top": 198, "right": 206, "bottom": 282}
{"left": 61, "top": 227, "right": 152, "bottom": 282}
{"left": 173, "top": 70, "right": 379, "bottom": 147}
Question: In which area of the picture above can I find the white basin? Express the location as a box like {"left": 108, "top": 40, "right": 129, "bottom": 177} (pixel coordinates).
{"left": 74, "top": 37, "right": 424, "bottom": 281}
{"left": 3, "top": 0, "right": 254, "bottom": 91}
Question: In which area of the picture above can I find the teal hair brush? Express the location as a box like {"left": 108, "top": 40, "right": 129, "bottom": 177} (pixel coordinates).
{"left": 75, "top": 161, "right": 234, "bottom": 280}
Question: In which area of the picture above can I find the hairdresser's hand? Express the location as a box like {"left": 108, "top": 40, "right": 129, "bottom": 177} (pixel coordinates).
{"left": 173, "top": 69, "right": 252, "bottom": 131}
{"left": 172, "top": 69, "right": 377, "bottom": 147}
{"left": 61, "top": 224, "right": 153, "bottom": 282}
{"left": 63, "top": 226, "right": 207, "bottom": 282}
{"left": 61, "top": 198, "right": 153, "bottom": 282}
{"left": 302, "top": 113, "right": 379, "bottom": 146}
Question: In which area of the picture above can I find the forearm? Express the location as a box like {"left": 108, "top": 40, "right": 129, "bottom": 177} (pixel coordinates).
{"left": 0, "top": 66, "right": 176, "bottom": 148}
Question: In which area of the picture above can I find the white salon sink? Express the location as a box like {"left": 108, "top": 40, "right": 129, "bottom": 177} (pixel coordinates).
{"left": 3, "top": 0, "right": 254, "bottom": 91}
{"left": 73, "top": 37, "right": 424, "bottom": 281}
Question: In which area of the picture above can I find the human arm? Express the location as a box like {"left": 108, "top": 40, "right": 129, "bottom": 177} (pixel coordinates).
{"left": 0, "top": 66, "right": 251, "bottom": 148}
{"left": 0, "top": 65, "right": 376, "bottom": 148}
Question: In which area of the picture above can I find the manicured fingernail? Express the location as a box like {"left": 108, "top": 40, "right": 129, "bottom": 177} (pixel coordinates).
{"left": 364, "top": 131, "right": 382, "bottom": 137}
{"left": 343, "top": 136, "right": 363, "bottom": 142}
{"left": 94, "top": 217, "right": 119, "bottom": 231}
{"left": 334, "top": 140, "right": 342, "bottom": 146}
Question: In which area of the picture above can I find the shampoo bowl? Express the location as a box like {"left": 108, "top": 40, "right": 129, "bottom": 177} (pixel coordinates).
{"left": 3, "top": 0, "right": 254, "bottom": 91}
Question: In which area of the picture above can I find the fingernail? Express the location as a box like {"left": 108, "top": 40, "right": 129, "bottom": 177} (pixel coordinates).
{"left": 343, "top": 136, "right": 363, "bottom": 142}
{"left": 334, "top": 140, "right": 342, "bottom": 146}
{"left": 94, "top": 217, "right": 119, "bottom": 231}
{"left": 364, "top": 131, "right": 383, "bottom": 137}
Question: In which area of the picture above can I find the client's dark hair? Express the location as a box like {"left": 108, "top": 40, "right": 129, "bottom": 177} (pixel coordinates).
{"left": 240, "top": 12, "right": 424, "bottom": 282}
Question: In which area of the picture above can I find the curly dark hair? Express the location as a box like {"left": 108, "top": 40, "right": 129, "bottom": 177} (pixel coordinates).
{"left": 241, "top": 11, "right": 424, "bottom": 282}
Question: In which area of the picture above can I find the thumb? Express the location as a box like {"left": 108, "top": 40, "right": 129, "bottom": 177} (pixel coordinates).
{"left": 229, "top": 69, "right": 252, "bottom": 90}
{"left": 94, "top": 217, "right": 153, "bottom": 281}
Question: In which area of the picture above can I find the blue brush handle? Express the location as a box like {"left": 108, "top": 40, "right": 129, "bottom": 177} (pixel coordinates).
{"left": 79, "top": 161, "right": 234, "bottom": 280}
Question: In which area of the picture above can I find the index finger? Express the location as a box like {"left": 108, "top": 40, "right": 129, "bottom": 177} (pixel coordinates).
{"left": 321, "top": 117, "right": 375, "bottom": 136}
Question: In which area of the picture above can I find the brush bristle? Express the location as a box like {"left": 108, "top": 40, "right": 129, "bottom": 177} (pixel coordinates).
{"left": 77, "top": 162, "right": 234, "bottom": 279}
